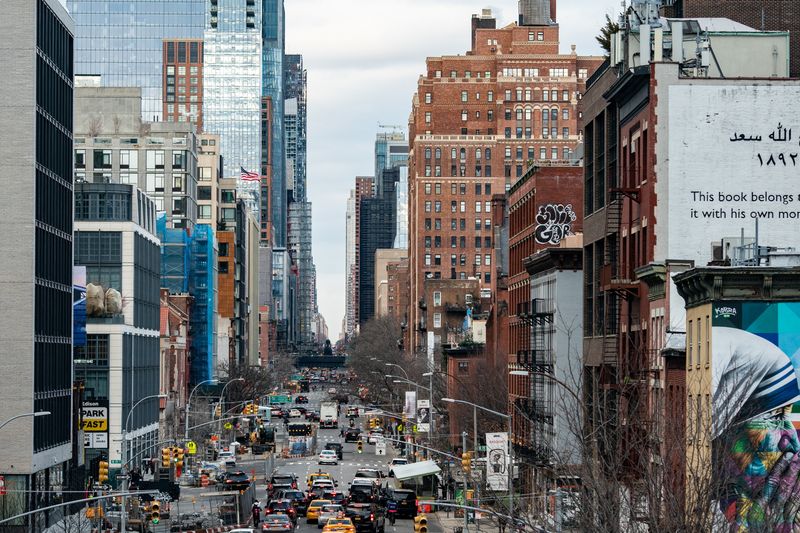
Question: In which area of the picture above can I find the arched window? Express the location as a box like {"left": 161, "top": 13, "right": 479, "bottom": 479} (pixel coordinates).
{"left": 525, "top": 88, "right": 531, "bottom": 101}
{"left": 460, "top": 148, "right": 466, "bottom": 161}
{"left": 435, "top": 147, "right": 441, "bottom": 159}
{"left": 475, "top": 148, "right": 482, "bottom": 160}
{"left": 485, "top": 148, "right": 492, "bottom": 160}
{"left": 425, "top": 147, "right": 431, "bottom": 160}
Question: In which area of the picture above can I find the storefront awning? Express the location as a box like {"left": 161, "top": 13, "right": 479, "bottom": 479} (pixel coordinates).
{"left": 392, "top": 460, "right": 442, "bottom": 481}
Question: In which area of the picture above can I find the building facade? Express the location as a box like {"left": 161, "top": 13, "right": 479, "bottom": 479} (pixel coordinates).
{"left": 407, "top": 4, "right": 603, "bottom": 352}
{"left": 263, "top": 0, "right": 286, "bottom": 246}
{"left": 0, "top": 1, "right": 75, "bottom": 527}
{"left": 67, "top": 0, "right": 205, "bottom": 121}
{"left": 162, "top": 39, "right": 204, "bottom": 131}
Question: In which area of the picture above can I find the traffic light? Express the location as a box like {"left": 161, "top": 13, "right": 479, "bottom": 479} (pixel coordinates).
{"left": 150, "top": 501, "right": 160, "bottom": 524}
{"left": 175, "top": 448, "right": 184, "bottom": 470}
{"left": 414, "top": 515, "right": 428, "bottom": 533}
{"left": 161, "top": 447, "right": 171, "bottom": 468}
{"left": 357, "top": 440, "right": 363, "bottom": 454}
{"left": 215, "top": 403, "right": 222, "bottom": 417}
{"left": 98, "top": 461, "right": 109, "bottom": 485}
{"left": 461, "top": 452, "right": 472, "bottom": 474}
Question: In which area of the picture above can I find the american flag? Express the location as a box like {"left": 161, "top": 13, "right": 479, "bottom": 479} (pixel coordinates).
{"left": 240, "top": 166, "right": 260, "bottom": 181}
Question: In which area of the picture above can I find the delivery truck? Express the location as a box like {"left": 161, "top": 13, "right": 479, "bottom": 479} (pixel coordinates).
{"left": 319, "top": 401, "right": 339, "bottom": 429}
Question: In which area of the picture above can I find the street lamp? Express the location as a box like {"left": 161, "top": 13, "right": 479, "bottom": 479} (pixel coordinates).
{"left": 0, "top": 411, "right": 50, "bottom": 431}
{"left": 121, "top": 393, "right": 166, "bottom": 533}
{"left": 384, "top": 363, "right": 409, "bottom": 380}
{"left": 441, "top": 397, "right": 515, "bottom": 515}
{"left": 217, "top": 378, "right": 245, "bottom": 436}
{"left": 185, "top": 378, "right": 220, "bottom": 441}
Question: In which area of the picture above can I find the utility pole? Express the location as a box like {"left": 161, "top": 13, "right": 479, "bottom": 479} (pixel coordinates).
{"left": 462, "top": 431, "right": 469, "bottom": 533}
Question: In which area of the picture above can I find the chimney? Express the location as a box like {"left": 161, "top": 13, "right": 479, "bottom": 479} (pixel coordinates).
{"left": 471, "top": 8, "right": 496, "bottom": 51}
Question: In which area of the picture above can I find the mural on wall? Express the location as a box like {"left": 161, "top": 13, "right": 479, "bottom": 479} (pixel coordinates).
{"left": 712, "top": 302, "right": 800, "bottom": 530}
{"left": 534, "top": 203, "right": 577, "bottom": 245}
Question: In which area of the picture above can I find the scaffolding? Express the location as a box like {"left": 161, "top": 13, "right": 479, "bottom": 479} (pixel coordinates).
{"left": 190, "top": 224, "right": 217, "bottom": 384}
{"left": 157, "top": 214, "right": 190, "bottom": 293}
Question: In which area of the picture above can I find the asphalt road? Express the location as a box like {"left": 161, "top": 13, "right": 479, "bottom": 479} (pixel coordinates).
{"left": 153, "top": 390, "right": 439, "bottom": 533}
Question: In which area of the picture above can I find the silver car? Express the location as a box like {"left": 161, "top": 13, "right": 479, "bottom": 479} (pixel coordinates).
{"left": 317, "top": 504, "right": 344, "bottom": 529}
{"left": 262, "top": 514, "right": 295, "bottom": 532}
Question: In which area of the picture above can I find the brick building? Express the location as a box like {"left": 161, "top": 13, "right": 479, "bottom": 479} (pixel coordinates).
{"left": 162, "top": 39, "right": 204, "bottom": 131}
{"left": 408, "top": 2, "right": 603, "bottom": 353}
{"left": 663, "top": 0, "right": 800, "bottom": 77}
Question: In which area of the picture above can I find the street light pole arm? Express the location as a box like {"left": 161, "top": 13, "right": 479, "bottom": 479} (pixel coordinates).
{"left": 385, "top": 363, "right": 409, "bottom": 380}
{"left": 443, "top": 398, "right": 509, "bottom": 420}
{"left": 124, "top": 394, "right": 165, "bottom": 435}
{"left": 0, "top": 412, "right": 50, "bottom": 431}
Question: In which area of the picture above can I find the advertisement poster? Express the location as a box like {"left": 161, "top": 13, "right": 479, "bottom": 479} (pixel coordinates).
{"left": 485, "top": 432, "right": 509, "bottom": 491}
{"left": 711, "top": 302, "right": 800, "bottom": 528}
{"left": 73, "top": 266, "right": 87, "bottom": 347}
{"left": 417, "top": 399, "right": 430, "bottom": 432}
{"left": 403, "top": 391, "right": 417, "bottom": 420}
{"left": 81, "top": 400, "right": 108, "bottom": 449}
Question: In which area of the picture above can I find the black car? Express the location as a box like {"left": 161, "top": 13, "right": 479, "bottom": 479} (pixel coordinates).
{"left": 322, "top": 490, "right": 347, "bottom": 506}
{"left": 344, "top": 429, "right": 361, "bottom": 443}
{"left": 275, "top": 489, "right": 308, "bottom": 515}
{"left": 221, "top": 471, "right": 251, "bottom": 491}
{"left": 345, "top": 503, "right": 385, "bottom": 533}
{"left": 383, "top": 488, "right": 417, "bottom": 519}
{"left": 295, "top": 396, "right": 309, "bottom": 404}
{"left": 269, "top": 473, "right": 299, "bottom": 496}
{"left": 348, "top": 483, "right": 377, "bottom": 504}
{"left": 265, "top": 500, "right": 298, "bottom": 523}
{"left": 324, "top": 442, "right": 344, "bottom": 459}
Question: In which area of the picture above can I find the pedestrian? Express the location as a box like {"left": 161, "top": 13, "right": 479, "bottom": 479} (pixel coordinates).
{"left": 498, "top": 516, "right": 507, "bottom": 533}
{"left": 340, "top": 428, "right": 345, "bottom": 438}
{"left": 251, "top": 501, "right": 261, "bottom": 527}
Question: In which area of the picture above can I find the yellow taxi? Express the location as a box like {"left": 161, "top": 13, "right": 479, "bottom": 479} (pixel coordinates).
{"left": 307, "top": 471, "right": 333, "bottom": 488}
{"left": 322, "top": 518, "right": 355, "bottom": 533}
{"left": 306, "top": 499, "right": 332, "bottom": 523}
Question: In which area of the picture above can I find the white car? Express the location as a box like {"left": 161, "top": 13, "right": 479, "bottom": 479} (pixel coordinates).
{"left": 318, "top": 450, "right": 338, "bottom": 465}
{"left": 289, "top": 409, "right": 302, "bottom": 418}
{"left": 317, "top": 504, "right": 344, "bottom": 529}
{"left": 388, "top": 458, "right": 408, "bottom": 477}
{"left": 218, "top": 449, "right": 236, "bottom": 468}
{"left": 367, "top": 429, "right": 384, "bottom": 444}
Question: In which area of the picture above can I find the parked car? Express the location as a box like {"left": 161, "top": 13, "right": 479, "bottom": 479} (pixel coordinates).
{"left": 318, "top": 450, "right": 338, "bottom": 465}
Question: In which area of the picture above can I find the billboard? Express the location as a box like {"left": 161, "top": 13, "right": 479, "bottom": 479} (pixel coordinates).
{"left": 667, "top": 85, "right": 800, "bottom": 264}
{"left": 416, "top": 399, "right": 430, "bottom": 433}
{"left": 81, "top": 400, "right": 108, "bottom": 449}
{"left": 711, "top": 302, "right": 800, "bottom": 528}
{"left": 73, "top": 266, "right": 87, "bottom": 347}
{"left": 403, "top": 391, "right": 417, "bottom": 420}
{"left": 485, "top": 432, "right": 509, "bottom": 491}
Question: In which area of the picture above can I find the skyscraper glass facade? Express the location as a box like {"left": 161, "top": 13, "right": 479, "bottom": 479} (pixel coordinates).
{"left": 263, "top": 0, "right": 286, "bottom": 246}
{"left": 67, "top": 0, "right": 205, "bottom": 121}
{"left": 203, "top": 0, "right": 263, "bottom": 183}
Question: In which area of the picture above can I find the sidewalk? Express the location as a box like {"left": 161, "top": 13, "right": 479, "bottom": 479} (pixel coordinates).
{"left": 432, "top": 512, "right": 501, "bottom": 533}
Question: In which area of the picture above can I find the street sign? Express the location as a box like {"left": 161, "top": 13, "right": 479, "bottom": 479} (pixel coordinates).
{"left": 186, "top": 441, "right": 197, "bottom": 455}
{"left": 0, "top": 475, "right": 6, "bottom": 496}
{"left": 224, "top": 422, "right": 233, "bottom": 430}
{"left": 375, "top": 442, "right": 386, "bottom": 456}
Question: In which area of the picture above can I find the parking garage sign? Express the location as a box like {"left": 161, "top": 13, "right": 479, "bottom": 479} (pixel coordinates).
{"left": 81, "top": 400, "right": 108, "bottom": 449}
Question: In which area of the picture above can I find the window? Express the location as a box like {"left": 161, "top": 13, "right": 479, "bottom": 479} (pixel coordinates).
{"left": 221, "top": 189, "right": 236, "bottom": 203}
{"left": 485, "top": 201, "right": 491, "bottom": 212}
{"left": 199, "top": 167, "right": 212, "bottom": 181}
{"left": 460, "top": 201, "right": 466, "bottom": 212}
{"left": 563, "top": 127, "right": 570, "bottom": 139}
{"left": 75, "top": 149, "right": 86, "bottom": 168}
{"left": 563, "top": 147, "right": 571, "bottom": 159}
{"left": 538, "top": 31, "right": 544, "bottom": 41}
{"left": 540, "top": 147, "right": 547, "bottom": 159}
{"left": 425, "top": 236, "right": 432, "bottom": 248}
{"left": 485, "top": 218, "right": 491, "bottom": 228}
{"left": 425, "top": 218, "right": 432, "bottom": 230}
{"left": 460, "top": 218, "right": 466, "bottom": 230}
{"left": 475, "top": 201, "right": 482, "bottom": 213}
{"left": 505, "top": 90, "right": 512, "bottom": 100}
{"left": 688, "top": 320, "right": 693, "bottom": 366}
{"left": 461, "top": 91, "right": 468, "bottom": 102}
{"left": 434, "top": 236, "right": 442, "bottom": 248}
{"left": 552, "top": 147, "right": 559, "bottom": 159}
{"left": 434, "top": 201, "right": 441, "bottom": 213}
{"left": 435, "top": 183, "right": 441, "bottom": 194}
{"left": 221, "top": 208, "right": 235, "bottom": 221}
{"left": 485, "top": 236, "right": 491, "bottom": 248}
{"left": 198, "top": 205, "right": 211, "bottom": 219}
{"left": 425, "top": 92, "right": 432, "bottom": 104}
{"left": 504, "top": 127, "right": 511, "bottom": 139}
{"left": 146, "top": 150, "right": 165, "bottom": 169}
{"left": 451, "top": 219, "right": 457, "bottom": 230}
{"left": 460, "top": 254, "right": 467, "bottom": 266}
{"left": 451, "top": 236, "right": 457, "bottom": 248}
{"left": 578, "top": 68, "right": 588, "bottom": 79}
{"left": 450, "top": 70, "right": 457, "bottom": 78}
{"left": 433, "top": 291, "right": 442, "bottom": 306}
{"left": 424, "top": 201, "right": 432, "bottom": 213}
{"left": 475, "top": 236, "right": 482, "bottom": 248}
{"left": 488, "top": 91, "right": 494, "bottom": 102}
{"left": 425, "top": 112, "right": 431, "bottom": 123}
{"left": 435, "top": 218, "right": 442, "bottom": 230}
{"left": 434, "top": 254, "right": 441, "bottom": 266}
{"left": 119, "top": 150, "right": 137, "bottom": 169}
{"left": 451, "top": 255, "right": 457, "bottom": 266}
{"left": 435, "top": 70, "right": 442, "bottom": 78}
{"left": 218, "top": 261, "right": 229, "bottom": 274}
{"left": 550, "top": 68, "right": 569, "bottom": 77}
{"left": 525, "top": 88, "right": 531, "bottom": 101}
{"left": 528, "top": 31, "right": 535, "bottom": 41}
{"left": 460, "top": 236, "right": 467, "bottom": 248}
{"left": 433, "top": 313, "right": 442, "bottom": 329}
{"left": 458, "top": 361, "right": 469, "bottom": 374}
{"left": 563, "top": 90, "right": 570, "bottom": 101}
{"left": 198, "top": 186, "right": 212, "bottom": 200}
{"left": 219, "top": 243, "right": 229, "bottom": 257}
{"left": 424, "top": 254, "right": 431, "bottom": 266}
{"left": 562, "top": 108, "right": 569, "bottom": 120}
{"left": 461, "top": 110, "right": 468, "bottom": 122}
{"left": 93, "top": 149, "right": 111, "bottom": 169}
{"left": 475, "top": 218, "right": 482, "bottom": 230}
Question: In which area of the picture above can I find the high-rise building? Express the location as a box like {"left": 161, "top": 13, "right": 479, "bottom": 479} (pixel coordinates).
{"left": 263, "top": 0, "right": 286, "bottom": 246}
{"left": 203, "top": 0, "right": 263, "bottom": 182}
{"left": 344, "top": 177, "right": 375, "bottom": 336}
{"left": 407, "top": 4, "right": 603, "bottom": 352}
{"left": 285, "top": 54, "right": 307, "bottom": 202}
{"left": 67, "top": 0, "right": 205, "bottom": 121}
{"left": 74, "top": 85, "right": 200, "bottom": 231}
{"left": 360, "top": 168, "right": 403, "bottom": 325}
{"left": 74, "top": 183, "right": 161, "bottom": 467}
{"left": 162, "top": 39, "right": 204, "bottom": 131}
{"left": 0, "top": 0, "right": 75, "bottom": 523}
{"left": 288, "top": 202, "right": 315, "bottom": 348}
{"left": 375, "top": 131, "right": 409, "bottom": 193}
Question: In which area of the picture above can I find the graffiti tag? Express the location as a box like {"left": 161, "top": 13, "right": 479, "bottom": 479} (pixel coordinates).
{"left": 534, "top": 204, "right": 577, "bottom": 245}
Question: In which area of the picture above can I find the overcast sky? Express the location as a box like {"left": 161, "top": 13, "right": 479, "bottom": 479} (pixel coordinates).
{"left": 287, "top": 0, "right": 621, "bottom": 340}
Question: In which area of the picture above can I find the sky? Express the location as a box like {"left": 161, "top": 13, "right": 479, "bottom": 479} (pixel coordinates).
{"left": 286, "top": 0, "right": 622, "bottom": 341}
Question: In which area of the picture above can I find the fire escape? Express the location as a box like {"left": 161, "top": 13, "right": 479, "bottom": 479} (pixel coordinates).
{"left": 515, "top": 298, "right": 554, "bottom": 467}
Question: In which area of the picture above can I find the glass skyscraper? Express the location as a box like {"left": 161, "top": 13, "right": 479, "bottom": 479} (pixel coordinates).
{"left": 203, "top": 0, "right": 263, "bottom": 182}
{"left": 67, "top": 0, "right": 205, "bottom": 121}
{"left": 263, "top": 0, "right": 286, "bottom": 246}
